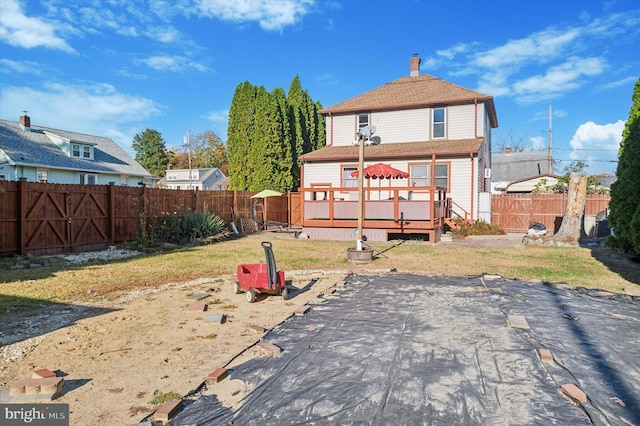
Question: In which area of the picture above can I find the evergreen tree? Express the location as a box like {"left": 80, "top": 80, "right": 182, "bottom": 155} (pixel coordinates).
{"left": 288, "top": 76, "right": 307, "bottom": 188}
{"left": 271, "top": 87, "right": 294, "bottom": 191}
{"left": 132, "top": 129, "right": 168, "bottom": 177}
{"left": 609, "top": 77, "right": 640, "bottom": 256}
{"left": 227, "top": 82, "right": 257, "bottom": 189}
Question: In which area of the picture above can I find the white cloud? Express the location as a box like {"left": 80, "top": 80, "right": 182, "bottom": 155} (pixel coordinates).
{"left": 141, "top": 55, "right": 210, "bottom": 73}
{"left": 0, "top": 82, "right": 163, "bottom": 150}
{"left": 530, "top": 136, "right": 546, "bottom": 151}
{"left": 195, "top": 0, "right": 315, "bottom": 31}
{"left": 0, "top": 0, "right": 75, "bottom": 52}
{"left": 512, "top": 57, "right": 606, "bottom": 104}
{"left": 567, "top": 120, "right": 624, "bottom": 172}
{"left": 600, "top": 76, "right": 639, "bottom": 91}
{"left": 202, "top": 109, "right": 230, "bottom": 140}
{"left": 0, "top": 58, "right": 44, "bottom": 75}
{"left": 474, "top": 28, "right": 580, "bottom": 69}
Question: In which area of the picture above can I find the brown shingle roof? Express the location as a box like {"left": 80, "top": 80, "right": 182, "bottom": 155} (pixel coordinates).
{"left": 299, "top": 139, "right": 484, "bottom": 163}
{"left": 319, "top": 74, "right": 498, "bottom": 128}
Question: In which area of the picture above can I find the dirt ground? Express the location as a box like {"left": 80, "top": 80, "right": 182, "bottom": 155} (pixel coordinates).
{"left": 0, "top": 269, "right": 349, "bottom": 425}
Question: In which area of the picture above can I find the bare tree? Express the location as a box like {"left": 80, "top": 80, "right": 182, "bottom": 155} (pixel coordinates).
{"left": 555, "top": 172, "right": 588, "bottom": 243}
{"left": 494, "top": 128, "right": 528, "bottom": 152}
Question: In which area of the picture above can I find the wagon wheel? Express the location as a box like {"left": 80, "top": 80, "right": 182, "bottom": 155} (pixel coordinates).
{"left": 234, "top": 282, "right": 242, "bottom": 294}
{"left": 246, "top": 289, "right": 256, "bottom": 303}
{"left": 281, "top": 287, "right": 290, "bottom": 301}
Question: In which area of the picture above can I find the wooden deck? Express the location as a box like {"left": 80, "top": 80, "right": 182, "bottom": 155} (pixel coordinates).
{"left": 293, "top": 186, "right": 448, "bottom": 243}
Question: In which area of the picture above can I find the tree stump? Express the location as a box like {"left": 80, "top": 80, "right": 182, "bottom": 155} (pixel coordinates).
{"left": 554, "top": 172, "right": 588, "bottom": 244}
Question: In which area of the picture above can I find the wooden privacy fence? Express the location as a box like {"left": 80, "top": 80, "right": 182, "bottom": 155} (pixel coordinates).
{"left": 492, "top": 193, "right": 611, "bottom": 234}
{"left": 0, "top": 180, "right": 289, "bottom": 257}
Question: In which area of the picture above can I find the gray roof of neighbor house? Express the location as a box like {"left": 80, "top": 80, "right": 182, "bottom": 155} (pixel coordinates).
{"left": 491, "top": 150, "right": 550, "bottom": 182}
{"left": 300, "top": 139, "right": 484, "bottom": 162}
{"left": 319, "top": 74, "right": 498, "bottom": 128}
{"left": 0, "top": 118, "right": 153, "bottom": 178}
{"left": 157, "top": 168, "right": 225, "bottom": 186}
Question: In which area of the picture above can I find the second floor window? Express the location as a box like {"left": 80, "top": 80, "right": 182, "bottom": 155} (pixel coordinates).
{"left": 72, "top": 144, "right": 92, "bottom": 159}
{"left": 433, "top": 108, "right": 445, "bottom": 138}
{"left": 357, "top": 113, "right": 369, "bottom": 136}
{"left": 167, "top": 172, "right": 177, "bottom": 180}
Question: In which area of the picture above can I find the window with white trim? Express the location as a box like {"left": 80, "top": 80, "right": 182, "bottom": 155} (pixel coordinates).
{"left": 167, "top": 172, "right": 177, "bottom": 180}
{"left": 79, "top": 173, "right": 97, "bottom": 184}
{"left": 36, "top": 169, "right": 48, "bottom": 183}
{"left": 71, "top": 144, "right": 93, "bottom": 159}
{"left": 357, "top": 113, "right": 369, "bottom": 135}
{"left": 433, "top": 108, "right": 446, "bottom": 138}
{"left": 0, "top": 172, "right": 8, "bottom": 181}
{"left": 342, "top": 166, "right": 358, "bottom": 188}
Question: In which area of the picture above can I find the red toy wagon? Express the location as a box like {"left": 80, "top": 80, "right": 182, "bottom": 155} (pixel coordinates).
{"left": 234, "top": 241, "right": 289, "bottom": 303}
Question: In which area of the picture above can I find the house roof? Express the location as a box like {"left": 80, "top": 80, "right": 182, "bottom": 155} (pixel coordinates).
{"left": 491, "top": 150, "right": 550, "bottom": 182}
{"left": 299, "top": 139, "right": 484, "bottom": 163}
{"left": 319, "top": 74, "right": 498, "bottom": 128}
{"left": 0, "top": 118, "right": 153, "bottom": 178}
{"left": 157, "top": 168, "right": 225, "bottom": 185}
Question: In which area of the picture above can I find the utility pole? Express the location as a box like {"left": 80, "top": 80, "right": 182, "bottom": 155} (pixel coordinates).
{"left": 548, "top": 104, "right": 553, "bottom": 174}
{"left": 185, "top": 129, "right": 193, "bottom": 190}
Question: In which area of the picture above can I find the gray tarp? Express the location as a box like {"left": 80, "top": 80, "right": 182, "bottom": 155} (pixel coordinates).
{"left": 171, "top": 274, "right": 640, "bottom": 425}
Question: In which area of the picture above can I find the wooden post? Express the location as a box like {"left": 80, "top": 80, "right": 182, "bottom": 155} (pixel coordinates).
{"left": 18, "top": 178, "right": 27, "bottom": 255}
{"left": 109, "top": 183, "right": 116, "bottom": 244}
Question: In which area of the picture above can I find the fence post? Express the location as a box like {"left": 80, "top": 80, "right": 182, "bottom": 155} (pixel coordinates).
{"left": 109, "top": 182, "right": 116, "bottom": 245}
{"left": 18, "top": 178, "right": 27, "bottom": 256}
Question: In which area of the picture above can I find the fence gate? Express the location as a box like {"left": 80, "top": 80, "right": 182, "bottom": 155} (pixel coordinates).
{"left": 21, "top": 183, "right": 111, "bottom": 256}
{"left": 492, "top": 194, "right": 532, "bottom": 232}
{"left": 289, "top": 192, "right": 302, "bottom": 226}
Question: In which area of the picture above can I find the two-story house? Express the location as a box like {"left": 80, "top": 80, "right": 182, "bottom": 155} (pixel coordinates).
{"left": 0, "top": 114, "right": 155, "bottom": 186}
{"left": 158, "top": 167, "right": 227, "bottom": 190}
{"left": 297, "top": 54, "right": 498, "bottom": 243}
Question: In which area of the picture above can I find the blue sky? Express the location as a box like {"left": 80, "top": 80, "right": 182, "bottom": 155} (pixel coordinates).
{"left": 1, "top": 0, "right": 638, "bottom": 176}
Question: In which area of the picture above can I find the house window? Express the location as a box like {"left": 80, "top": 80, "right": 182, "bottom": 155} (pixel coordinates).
{"left": 342, "top": 166, "right": 358, "bottom": 188}
{"left": 167, "top": 172, "right": 177, "bottom": 180}
{"left": 72, "top": 144, "right": 92, "bottom": 159}
{"left": 357, "top": 113, "right": 369, "bottom": 135}
{"left": 0, "top": 172, "right": 8, "bottom": 181}
{"left": 36, "top": 169, "right": 48, "bottom": 183}
{"left": 433, "top": 108, "right": 446, "bottom": 138}
{"left": 79, "top": 173, "right": 97, "bottom": 185}
{"left": 410, "top": 163, "right": 450, "bottom": 189}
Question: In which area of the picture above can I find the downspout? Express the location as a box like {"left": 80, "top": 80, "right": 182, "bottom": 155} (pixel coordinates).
{"left": 470, "top": 152, "right": 475, "bottom": 221}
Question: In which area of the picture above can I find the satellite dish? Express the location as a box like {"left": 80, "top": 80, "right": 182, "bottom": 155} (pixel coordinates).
{"left": 358, "top": 125, "right": 377, "bottom": 139}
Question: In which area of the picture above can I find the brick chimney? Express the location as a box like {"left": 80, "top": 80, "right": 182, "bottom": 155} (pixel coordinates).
{"left": 410, "top": 53, "right": 421, "bottom": 77}
{"left": 505, "top": 147, "right": 512, "bottom": 154}
{"left": 20, "top": 112, "right": 31, "bottom": 130}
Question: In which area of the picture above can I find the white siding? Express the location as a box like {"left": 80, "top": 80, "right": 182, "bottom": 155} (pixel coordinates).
{"left": 447, "top": 104, "right": 477, "bottom": 140}
{"left": 328, "top": 115, "right": 357, "bottom": 147}
{"left": 370, "top": 109, "right": 429, "bottom": 143}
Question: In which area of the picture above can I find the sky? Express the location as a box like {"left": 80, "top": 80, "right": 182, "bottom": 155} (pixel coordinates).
{"left": 1, "top": 0, "right": 638, "bottom": 176}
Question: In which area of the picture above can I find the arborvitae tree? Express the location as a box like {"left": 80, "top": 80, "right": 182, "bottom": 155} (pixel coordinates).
{"left": 227, "top": 82, "right": 257, "bottom": 189}
{"left": 315, "top": 100, "right": 326, "bottom": 150}
{"left": 227, "top": 76, "right": 325, "bottom": 191}
{"left": 609, "top": 77, "right": 640, "bottom": 256}
{"left": 132, "top": 129, "right": 169, "bottom": 177}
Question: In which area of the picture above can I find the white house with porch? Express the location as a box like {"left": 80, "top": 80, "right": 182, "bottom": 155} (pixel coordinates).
{"left": 296, "top": 54, "right": 498, "bottom": 243}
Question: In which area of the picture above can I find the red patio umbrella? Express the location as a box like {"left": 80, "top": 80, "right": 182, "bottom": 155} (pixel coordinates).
{"left": 350, "top": 163, "right": 409, "bottom": 179}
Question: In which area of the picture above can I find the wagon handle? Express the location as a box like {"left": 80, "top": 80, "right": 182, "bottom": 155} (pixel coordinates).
{"left": 261, "top": 241, "right": 278, "bottom": 288}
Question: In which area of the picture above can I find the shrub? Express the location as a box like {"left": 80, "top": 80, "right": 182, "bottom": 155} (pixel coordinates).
{"left": 137, "top": 211, "right": 229, "bottom": 248}
{"left": 449, "top": 218, "right": 506, "bottom": 238}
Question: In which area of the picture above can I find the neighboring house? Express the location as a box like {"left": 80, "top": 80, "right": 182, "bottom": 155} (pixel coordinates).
{"left": 158, "top": 167, "right": 226, "bottom": 190}
{"left": 0, "top": 114, "right": 155, "bottom": 186}
{"left": 491, "top": 148, "right": 556, "bottom": 193}
{"left": 297, "top": 54, "right": 498, "bottom": 243}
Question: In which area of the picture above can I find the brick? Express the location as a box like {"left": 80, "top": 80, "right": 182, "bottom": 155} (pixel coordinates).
{"left": 537, "top": 349, "right": 554, "bottom": 364}
{"left": 257, "top": 341, "right": 282, "bottom": 356}
{"left": 560, "top": 383, "right": 587, "bottom": 403}
{"left": 206, "top": 368, "right": 228, "bottom": 384}
{"left": 187, "top": 303, "right": 207, "bottom": 311}
{"left": 10, "top": 378, "right": 63, "bottom": 400}
{"left": 205, "top": 313, "right": 226, "bottom": 323}
{"left": 506, "top": 314, "right": 530, "bottom": 329}
{"left": 295, "top": 306, "right": 310, "bottom": 316}
{"left": 247, "top": 325, "right": 265, "bottom": 334}
{"left": 153, "top": 399, "right": 182, "bottom": 422}
{"left": 32, "top": 368, "right": 56, "bottom": 379}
